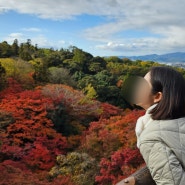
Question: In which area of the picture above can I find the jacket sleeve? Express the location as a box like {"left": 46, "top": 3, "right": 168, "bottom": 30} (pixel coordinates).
{"left": 139, "top": 141, "right": 185, "bottom": 185}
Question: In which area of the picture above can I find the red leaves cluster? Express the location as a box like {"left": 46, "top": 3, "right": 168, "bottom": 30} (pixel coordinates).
{"left": 0, "top": 78, "right": 23, "bottom": 99}
{"left": 82, "top": 109, "right": 145, "bottom": 184}
{"left": 100, "top": 102, "right": 124, "bottom": 119}
{"left": 82, "top": 110, "right": 144, "bottom": 157}
{"left": 0, "top": 160, "right": 74, "bottom": 185}
{"left": 95, "top": 148, "right": 143, "bottom": 185}
{"left": 22, "top": 136, "right": 67, "bottom": 170}
{"left": 81, "top": 120, "right": 121, "bottom": 159}
{"left": 0, "top": 86, "right": 67, "bottom": 172}
{"left": 0, "top": 79, "right": 146, "bottom": 184}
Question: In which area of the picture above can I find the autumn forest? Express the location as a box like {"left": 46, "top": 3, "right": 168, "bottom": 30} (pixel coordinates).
{"left": 0, "top": 39, "right": 185, "bottom": 185}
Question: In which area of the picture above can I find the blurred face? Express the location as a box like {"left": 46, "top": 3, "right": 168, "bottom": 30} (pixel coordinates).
{"left": 134, "top": 72, "right": 156, "bottom": 110}
{"left": 121, "top": 72, "right": 162, "bottom": 110}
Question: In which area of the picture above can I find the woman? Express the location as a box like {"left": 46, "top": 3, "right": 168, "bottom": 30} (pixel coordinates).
{"left": 117, "top": 66, "right": 185, "bottom": 185}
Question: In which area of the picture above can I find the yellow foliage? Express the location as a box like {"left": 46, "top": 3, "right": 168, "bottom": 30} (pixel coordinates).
{"left": 49, "top": 152, "right": 97, "bottom": 185}
{"left": 0, "top": 58, "right": 34, "bottom": 88}
{"left": 82, "top": 84, "right": 97, "bottom": 101}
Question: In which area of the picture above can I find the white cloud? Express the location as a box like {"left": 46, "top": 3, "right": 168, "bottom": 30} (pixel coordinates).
{"left": 96, "top": 27, "right": 185, "bottom": 55}
{"left": 0, "top": 0, "right": 122, "bottom": 20}
{"left": 96, "top": 39, "right": 159, "bottom": 55}
{"left": 32, "top": 36, "right": 70, "bottom": 49}
{"left": 1, "top": 0, "right": 185, "bottom": 54}
{"left": 31, "top": 35, "right": 51, "bottom": 48}
{"left": 1, "top": 0, "right": 183, "bottom": 22}
{"left": 0, "top": 0, "right": 184, "bottom": 23}
{"left": 4, "top": 33, "right": 25, "bottom": 44}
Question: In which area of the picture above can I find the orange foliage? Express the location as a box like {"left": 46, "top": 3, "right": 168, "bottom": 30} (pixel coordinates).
{"left": 0, "top": 79, "right": 145, "bottom": 184}
{"left": 100, "top": 102, "right": 124, "bottom": 119}
{"left": 0, "top": 160, "right": 74, "bottom": 185}
{"left": 0, "top": 78, "right": 23, "bottom": 99}
{"left": 82, "top": 110, "right": 144, "bottom": 158}
{"left": 95, "top": 148, "right": 143, "bottom": 185}
{"left": 0, "top": 88, "right": 67, "bottom": 171}
{"left": 0, "top": 89, "right": 55, "bottom": 145}
{"left": 82, "top": 110, "right": 145, "bottom": 184}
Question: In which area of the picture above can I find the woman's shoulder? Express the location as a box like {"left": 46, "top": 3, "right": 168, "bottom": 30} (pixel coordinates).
{"left": 159, "top": 117, "right": 185, "bottom": 131}
{"left": 143, "top": 117, "right": 185, "bottom": 131}
{"left": 139, "top": 117, "right": 185, "bottom": 144}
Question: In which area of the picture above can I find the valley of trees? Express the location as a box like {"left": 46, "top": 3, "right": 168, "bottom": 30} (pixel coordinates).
{"left": 0, "top": 39, "right": 185, "bottom": 185}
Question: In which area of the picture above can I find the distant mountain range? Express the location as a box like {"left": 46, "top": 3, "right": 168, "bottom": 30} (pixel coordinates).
{"left": 119, "top": 52, "right": 185, "bottom": 63}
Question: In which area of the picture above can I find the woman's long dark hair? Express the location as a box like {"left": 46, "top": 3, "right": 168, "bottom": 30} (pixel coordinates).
{"left": 149, "top": 66, "right": 185, "bottom": 120}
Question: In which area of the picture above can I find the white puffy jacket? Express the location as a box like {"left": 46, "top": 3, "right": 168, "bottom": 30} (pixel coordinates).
{"left": 138, "top": 117, "right": 185, "bottom": 185}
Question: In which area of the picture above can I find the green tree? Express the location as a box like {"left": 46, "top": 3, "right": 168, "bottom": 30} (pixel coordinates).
{"left": 122, "top": 58, "right": 133, "bottom": 65}
{"left": 0, "top": 62, "right": 7, "bottom": 90}
{"left": 11, "top": 39, "right": 19, "bottom": 56}
{"left": 19, "top": 39, "right": 35, "bottom": 61}
{"left": 104, "top": 56, "right": 123, "bottom": 63}
{"left": 59, "top": 48, "right": 74, "bottom": 60}
{"left": 45, "top": 51, "right": 63, "bottom": 67}
{"left": 88, "top": 56, "right": 106, "bottom": 74}
{"left": 31, "top": 58, "right": 49, "bottom": 83}
{"left": 0, "top": 41, "right": 12, "bottom": 57}
{"left": 19, "top": 43, "right": 32, "bottom": 61}
{"left": 72, "top": 47, "right": 93, "bottom": 73}
{"left": 77, "top": 75, "right": 96, "bottom": 89}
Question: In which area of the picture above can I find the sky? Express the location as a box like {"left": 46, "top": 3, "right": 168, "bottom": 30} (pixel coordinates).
{"left": 0, "top": 0, "right": 185, "bottom": 56}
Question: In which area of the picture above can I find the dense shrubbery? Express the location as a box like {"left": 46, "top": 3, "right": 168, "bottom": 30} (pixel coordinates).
{"left": 0, "top": 39, "right": 185, "bottom": 184}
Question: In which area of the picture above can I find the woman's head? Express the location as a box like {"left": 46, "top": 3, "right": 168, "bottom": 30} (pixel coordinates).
{"left": 137, "top": 66, "right": 185, "bottom": 120}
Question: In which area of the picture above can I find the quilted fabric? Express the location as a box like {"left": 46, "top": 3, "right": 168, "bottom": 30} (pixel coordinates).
{"left": 139, "top": 117, "right": 185, "bottom": 185}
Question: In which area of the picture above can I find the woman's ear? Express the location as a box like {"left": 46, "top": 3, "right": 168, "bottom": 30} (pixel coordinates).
{"left": 153, "top": 92, "right": 162, "bottom": 103}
